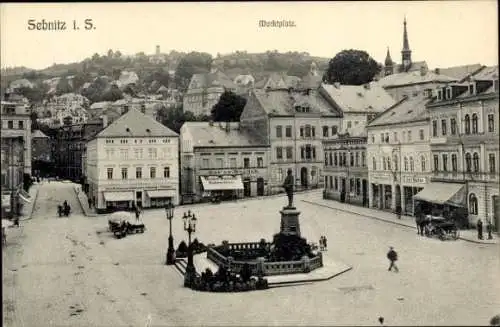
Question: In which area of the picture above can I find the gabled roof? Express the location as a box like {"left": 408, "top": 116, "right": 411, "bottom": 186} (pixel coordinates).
{"left": 95, "top": 108, "right": 178, "bottom": 138}
{"left": 31, "top": 130, "right": 49, "bottom": 138}
{"left": 188, "top": 70, "right": 236, "bottom": 90}
{"left": 368, "top": 94, "right": 430, "bottom": 127}
{"left": 378, "top": 70, "right": 456, "bottom": 88}
{"left": 183, "top": 122, "right": 266, "bottom": 147}
{"left": 437, "top": 64, "right": 484, "bottom": 81}
{"left": 321, "top": 82, "right": 395, "bottom": 113}
{"left": 252, "top": 89, "right": 341, "bottom": 116}
{"left": 471, "top": 65, "right": 498, "bottom": 81}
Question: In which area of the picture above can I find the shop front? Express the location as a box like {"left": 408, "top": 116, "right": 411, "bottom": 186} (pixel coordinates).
{"left": 102, "top": 191, "right": 134, "bottom": 212}
{"left": 146, "top": 189, "right": 176, "bottom": 208}
{"left": 368, "top": 172, "right": 393, "bottom": 210}
{"left": 200, "top": 175, "right": 244, "bottom": 201}
{"left": 400, "top": 174, "right": 428, "bottom": 215}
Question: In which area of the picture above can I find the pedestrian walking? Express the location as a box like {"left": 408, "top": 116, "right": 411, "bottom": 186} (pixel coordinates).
{"left": 57, "top": 205, "right": 63, "bottom": 217}
{"left": 319, "top": 237, "right": 324, "bottom": 251}
{"left": 477, "top": 219, "right": 483, "bottom": 240}
{"left": 323, "top": 236, "right": 328, "bottom": 251}
{"left": 88, "top": 198, "right": 92, "bottom": 209}
{"left": 135, "top": 206, "right": 141, "bottom": 221}
{"left": 387, "top": 246, "right": 399, "bottom": 272}
{"left": 487, "top": 220, "right": 493, "bottom": 240}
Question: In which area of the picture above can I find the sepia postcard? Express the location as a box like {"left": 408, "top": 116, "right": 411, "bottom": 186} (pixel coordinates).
{"left": 1, "top": 2, "right": 499, "bottom": 327}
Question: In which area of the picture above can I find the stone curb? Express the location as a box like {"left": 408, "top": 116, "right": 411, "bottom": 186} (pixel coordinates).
{"left": 73, "top": 186, "right": 97, "bottom": 217}
{"left": 19, "top": 185, "right": 40, "bottom": 221}
{"left": 301, "top": 199, "right": 498, "bottom": 246}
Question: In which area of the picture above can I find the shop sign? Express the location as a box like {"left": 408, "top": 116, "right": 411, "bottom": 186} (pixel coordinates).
{"left": 102, "top": 183, "right": 176, "bottom": 191}
{"left": 402, "top": 175, "right": 427, "bottom": 184}
{"left": 370, "top": 173, "right": 391, "bottom": 183}
{"left": 209, "top": 168, "right": 259, "bottom": 176}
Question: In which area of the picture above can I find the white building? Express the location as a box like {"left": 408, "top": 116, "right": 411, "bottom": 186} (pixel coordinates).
{"left": 85, "top": 108, "right": 179, "bottom": 213}
{"left": 366, "top": 90, "right": 434, "bottom": 215}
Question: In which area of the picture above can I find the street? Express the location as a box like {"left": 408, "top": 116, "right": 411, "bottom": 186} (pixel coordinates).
{"left": 3, "top": 181, "right": 500, "bottom": 326}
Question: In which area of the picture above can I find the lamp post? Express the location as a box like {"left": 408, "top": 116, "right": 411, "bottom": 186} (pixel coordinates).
{"left": 182, "top": 210, "right": 197, "bottom": 288}
{"left": 392, "top": 142, "right": 402, "bottom": 219}
{"left": 165, "top": 202, "right": 175, "bottom": 265}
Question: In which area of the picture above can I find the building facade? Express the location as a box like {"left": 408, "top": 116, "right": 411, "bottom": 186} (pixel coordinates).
{"left": 180, "top": 121, "right": 270, "bottom": 203}
{"left": 239, "top": 85, "right": 343, "bottom": 194}
{"left": 1, "top": 98, "right": 32, "bottom": 218}
{"left": 323, "top": 126, "right": 368, "bottom": 207}
{"left": 367, "top": 92, "right": 434, "bottom": 215}
{"left": 426, "top": 66, "right": 499, "bottom": 228}
{"left": 85, "top": 109, "right": 179, "bottom": 213}
{"left": 31, "top": 130, "right": 52, "bottom": 177}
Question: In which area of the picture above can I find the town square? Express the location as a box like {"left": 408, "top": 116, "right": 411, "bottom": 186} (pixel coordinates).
{"left": 2, "top": 2, "right": 499, "bottom": 326}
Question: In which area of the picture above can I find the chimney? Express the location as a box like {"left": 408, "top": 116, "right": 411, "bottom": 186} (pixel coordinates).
{"left": 225, "top": 121, "right": 230, "bottom": 133}
{"left": 434, "top": 68, "right": 440, "bottom": 75}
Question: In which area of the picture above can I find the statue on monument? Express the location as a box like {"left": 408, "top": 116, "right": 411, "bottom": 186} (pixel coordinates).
{"left": 282, "top": 169, "right": 295, "bottom": 208}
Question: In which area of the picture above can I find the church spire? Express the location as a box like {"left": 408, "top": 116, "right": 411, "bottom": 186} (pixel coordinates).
{"left": 401, "top": 16, "right": 412, "bottom": 72}
{"left": 384, "top": 47, "right": 394, "bottom": 76}
{"left": 384, "top": 47, "right": 393, "bottom": 65}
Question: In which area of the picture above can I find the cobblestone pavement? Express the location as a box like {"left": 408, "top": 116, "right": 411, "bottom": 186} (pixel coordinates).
{"left": 3, "top": 182, "right": 500, "bottom": 326}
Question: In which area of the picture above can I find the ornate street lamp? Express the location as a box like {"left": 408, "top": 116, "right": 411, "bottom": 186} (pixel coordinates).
{"left": 182, "top": 210, "right": 198, "bottom": 287}
{"left": 165, "top": 202, "right": 175, "bottom": 265}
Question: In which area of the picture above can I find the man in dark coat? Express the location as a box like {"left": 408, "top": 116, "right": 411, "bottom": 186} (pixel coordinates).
{"left": 477, "top": 219, "right": 483, "bottom": 240}
{"left": 387, "top": 246, "right": 399, "bottom": 272}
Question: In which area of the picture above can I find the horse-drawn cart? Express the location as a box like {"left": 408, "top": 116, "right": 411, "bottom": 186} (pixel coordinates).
{"left": 108, "top": 211, "right": 146, "bottom": 239}
{"left": 423, "top": 215, "right": 459, "bottom": 241}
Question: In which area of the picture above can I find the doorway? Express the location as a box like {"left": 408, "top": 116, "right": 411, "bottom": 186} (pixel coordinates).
{"left": 300, "top": 167, "right": 308, "bottom": 188}
{"left": 257, "top": 177, "right": 265, "bottom": 196}
{"left": 362, "top": 179, "right": 368, "bottom": 207}
{"left": 243, "top": 178, "right": 251, "bottom": 197}
{"left": 136, "top": 191, "right": 142, "bottom": 209}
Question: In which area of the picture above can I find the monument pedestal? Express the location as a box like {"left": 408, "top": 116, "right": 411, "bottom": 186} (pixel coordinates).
{"left": 280, "top": 206, "right": 301, "bottom": 237}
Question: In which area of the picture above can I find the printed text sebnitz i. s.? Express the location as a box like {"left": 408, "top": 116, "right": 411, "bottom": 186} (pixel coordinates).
{"left": 27, "top": 19, "right": 95, "bottom": 31}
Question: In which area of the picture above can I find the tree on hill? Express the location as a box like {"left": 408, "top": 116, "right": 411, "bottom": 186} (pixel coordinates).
{"left": 17, "top": 84, "right": 49, "bottom": 103}
{"left": 174, "top": 52, "right": 212, "bottom": 91}
{"left": 287, "top": 61, "right": 312, "bottom": 78}
{"left": 55, "top": 77, "right": 72, "bottom": 95}
{"left": 211, "top": 91, "right": 247, "bottom": 122}
{"left": 323, "top": 49, "right": 381, "bottom": 85}
{"left": 157, "top": 105, "right": 208, "bottom": 134}
{"left": 101, "top": 85, "right": 123, "bottom": 102}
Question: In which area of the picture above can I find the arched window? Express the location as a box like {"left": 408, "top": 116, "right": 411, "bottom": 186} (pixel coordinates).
{"left": 469, "top": 193, "right": 478, "bottom": 215}
{"left": 421, "top": 155, "right": 426, "bottom": 171}
{"left": 472, "top": 114, "right": 478, "bottom": 134}
{"left": 464, "top": 114, "right": 471, "bottom": 134}
{"left": 372, "top": 157, "right": 377, "bottom": 170}
{"left": 473, "top": 152, "right": 480, "bottom": 172}
{"left": 410, "top": 157, "right": 414, "bottom": 171}
{"left": 404, "top": 157, "right": 409, "bottom": 171}
{"left": 465, "top": 153, "right": 472, "bottom": 172}
{"left": 393, "top": 155, "right": 399, "bottom": 171}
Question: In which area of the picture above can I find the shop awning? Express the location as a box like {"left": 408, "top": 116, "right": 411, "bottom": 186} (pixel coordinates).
{"left": 146, "top": 190, "right": 174, "bottom": 198}
{"left": 103, "top": 191, "right": 134, "bottom": 202}
{"left": 200, "top": 175, "right": 244, "bottom": 191}
{"left": 414, "top": 182, "right": 466, "bottom": 206}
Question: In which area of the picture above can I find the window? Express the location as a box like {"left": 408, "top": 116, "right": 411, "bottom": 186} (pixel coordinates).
{"left": 7, "top": 120, "right": 13, "bottom": 129}
{"left": 331, "top": 126, "right": 337, "bottom": 135}
{"left": 312, "top": 127, "right": 316, "bottom": 138}
{"left": 334, "top": 177, "right": 338, "bottom": 190}
{"left": 356, "top": 179, "right": 361, "bottom": 196}
{"left": 121, "top": 167, "right": 128, "bottom": 179}
{"left": 285, "top": 126, "right": 292, "bottom": 137}
{"left": 420, "top": 155, "right": 426, "bottom": 171}
{"left": 329, "top": 176, "right": 333, "bottom": 189}
{"left": 334, "top": 153, "right": 338, "bottom": 166}
{"left": 442, "top": 154, "right": 448, "bottom": 172}
{"left": 387, "top": 157, "right": 391, "bottom": 170}
{"left": 305, "top": 125, "right": 311, "bottom": 137}
{"left": 243, "top": 158, "right": 250, "bottom": 168}
{"left": 403, "top": 157, "right": 408, "bottom": 171}
{"left": 464, "top": 115, "right": 471, "bottom": 134}
{"left": 300, "top": 127, "right": 304, "bottom": 137}
{"left": 407, "top": 131, "right": 412, "bottom": 142}
{"left": 163, "top": 167, "right": 170, "bottom": 178}
{"left": 276, "top": 126, "right": 282, "bottom": 138}
{"left": 355, "top": 153, "right": 359, "bottom": 166}
{"left": 372, "top": 157, "right": 377, "bottom": 170}
{"left": 216, "top": 158, "right": 224, "bottom": 169}
{"left": 393, "top": 155, "right": 398, "bottom": 171}
{"left": 257, "top": 157, "right": 263, "bottom": 168}
{"left": 350, "top": 179, "right": 354, "bottom": 193}
{"left": 394, "top": 132, "right": 398, "bottom": 142}
{"left": 419, "top": 129, "right": 424, "bottom": 140}
{"left": 150, "top": 167, "right": 156, "bottom": 178}
{"left": 276, "top": 147, "right": 283, "bottom": 160}
{"left": 432, "top": 120, "right": 438, "bottom": 137}
{"left": 402, "top": 131, "right": 406, "bottom": 141}
{"left": 323, "top": 126, "right": 329, "bottom": 137}
{"left": 121, "top": 149, "right": 129, "bottom": 160}
{"left": 489, "top": 154, "right": 496, "bottom": 173}
{"left": 433, "top": 155, "right": 439, "bottom": 172}
{"left": 18, "top": 121, "right": 24, "bottom": 129}
{"left": 277, "top": 168, "right": 283, "bottom": 183}
{"left": 229, "top": 158, "right": 237, "bottom": 168}
{"left": 469, "top": 193, "right": 478, "bottom": 215}
{"left": 286, "top": 147, "right": 293, "bottom": 159}
{"left": 472, "top": 114, "right": 478, "bottom": 134}
{"left": 107, "top": 168, "right": 113, "bottom": 179}
{"left": 465, "top": 153, "right": 472, "bottom": 172}
{"left": 441, "top": 119, "right": 447, "bottom": 136}
{"left": 383, "top": 157, "right": 387, "bottom": 170}
{"left": 362, "top": 152, "right": 366, "bottom": 167}
{"left": 202, "top": 158, "right": 209, "bottom": 169}
{"left": 488, "top": 114, "right": 495, "bottom": 132}
{"left": 385, "top": 133, "right": 390, "bottom": 143}
{"left": 473, "top": 152, "right": 479, "bottom": 172}
{"left": 347, "top": 121, "right": 352, "bottom": 129}
{"left": 380, "top": 133, "right": 385, "bottom": 143}
{"left": 350, "top": 152, "right": 354, "bottom": 166}
{"left": 148, "top": 148, "right": 154, "bottom": 159}
{"left": 410, "top": 157, "right": 414, "bottom": 171}
{"left": 451, "top": 154, "right": 457, "bottom": 172}
{"left": 136, "top": 167, "right": 142, "bottom": 179}
{"left": 450, "top": 118, "right": 457, "bottom": 135}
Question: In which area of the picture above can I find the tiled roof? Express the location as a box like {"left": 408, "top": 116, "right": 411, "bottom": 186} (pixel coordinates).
{"left": 378, "top": 70, "right": 456, "bottom": 88}
{"left": 31, "top": 130, "right": 49, "bottom": 138}
{"left": 437, "top": 64, "right": 484, "bottom": 81}
{"left": 284, "top": 75, "right": 302, "bottom": 88}
{"left": 368, "top": 94, "right": 430, "bottom": 127}
{"left": 471, "top": 65, "right": 498, "bottom": 81}
{"left": 96, "top": 108, "right": 178, "bottom": 138}
{"left": 252, "top": 89, "right": 340, "bottom": 116}
{"left": 321, "top": 82, "right": 395, "bottom": 113}
{"left": 183, "top": 122, "right": 265, "bottom": 147}
{"left": 188, "top": 70, "right": 236, "bottom": 90}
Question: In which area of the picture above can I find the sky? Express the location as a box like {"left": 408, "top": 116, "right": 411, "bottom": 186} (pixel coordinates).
{"left": 0, "top": 1, "right": 498, "bottom": 70}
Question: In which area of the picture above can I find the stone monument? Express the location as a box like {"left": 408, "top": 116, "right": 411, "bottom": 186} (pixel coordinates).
{"left": 280, "top": 169, "right": 301, "bottom": 237}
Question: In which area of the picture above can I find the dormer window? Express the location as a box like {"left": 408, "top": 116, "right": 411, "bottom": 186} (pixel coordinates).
{"left": 446, "top": 87, "right": 452, "bottom": 100}
{"left": 437, "top": 90, "right": 442, "bottom": 100}
{"left": 469, "top": 83, "right": 475, "bottom": 95}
